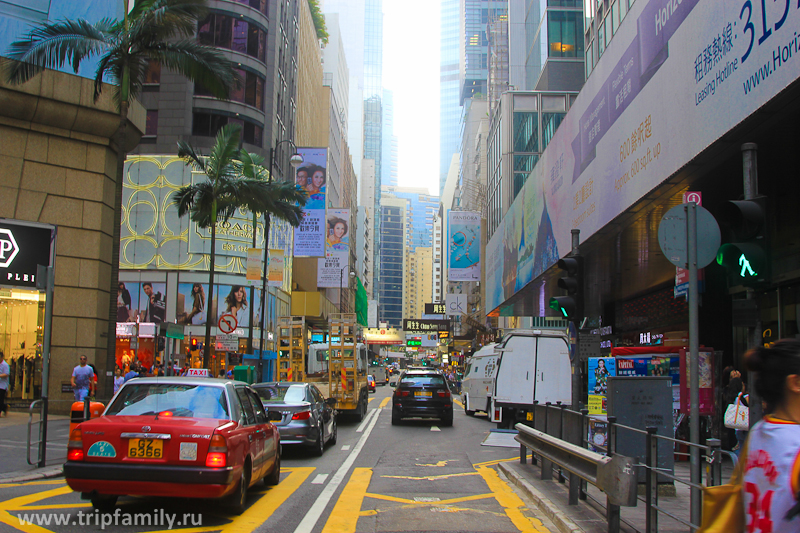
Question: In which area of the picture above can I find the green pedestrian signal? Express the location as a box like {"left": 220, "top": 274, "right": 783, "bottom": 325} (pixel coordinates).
{"left": 549, "top": 256, "right": 583, "bottom": 321}
{"left": 715, "top": 197, "right": 769, "bottom": 287}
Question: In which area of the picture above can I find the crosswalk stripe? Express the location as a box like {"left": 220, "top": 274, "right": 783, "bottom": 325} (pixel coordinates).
{"left": 430, "top": 426, "right": 441, "bottom": 432}
{"left": 311, "top": 474, "right": 328, "bottom": 484}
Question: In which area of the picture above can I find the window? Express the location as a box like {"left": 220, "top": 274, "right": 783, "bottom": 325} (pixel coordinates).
{"left": 542, "top": 112, "right": 566, "bottom": 152}
{"left": 236, "top": 388, "right": 256, "bottom": 425}
{"left": 145, "top": 110, "right": 158, "bottom": 136}
{"left": 193, "top": 111, "right": 263, "bottom": 145}
{"left": 513, "top": 112, "right": 538, "bottom": 153}
{"left": 232, "top": 0, "right": 269, "bottom": 17}
{"left": 144, "top": 60, "right": 161, "bottom": 84}
{"left": 197, "top": 14, "right": 267, "bottom": 62}
{"left": 548, "top": 11, "right": 584, "bottom": 58}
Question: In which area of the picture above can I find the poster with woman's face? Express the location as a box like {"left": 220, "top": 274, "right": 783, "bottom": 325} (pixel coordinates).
{"left": 326, "top": 209, "right": 350, "bottom": 252}
{"left": 177, "top": 282, "right": 210, "bottom": 325}
{"left": 215, "top": 285, "right": 261, "bottom": 329}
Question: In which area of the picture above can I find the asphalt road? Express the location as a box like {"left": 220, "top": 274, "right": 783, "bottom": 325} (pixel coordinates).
{"left": 0, "top": 385, "right": 559, "bottom": 533}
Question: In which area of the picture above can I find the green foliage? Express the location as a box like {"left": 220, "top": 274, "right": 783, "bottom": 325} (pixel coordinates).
{"left": 308, "top": 0, "right": 329, "bottom": 45}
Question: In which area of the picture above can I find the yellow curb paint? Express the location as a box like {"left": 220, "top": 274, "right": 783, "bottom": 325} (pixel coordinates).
{"left": 0, "top": 480, "right": 65, "bottom": 489}
{"left": 0, "top": 485, "right": 74, "bottom": 533}
{"left": 477, "top": 467, "right": 551, "bottom": 533}
{"left": 379, "top": 397, "right": 390, "bottom": 409}
{"left": 221, "top": 467, "right": 314, "bottom": 533}
{"left": 381, "top": 472, "right": 480, "bottom": 481}
{"left": 472, "top": 456, "right": 530, "bottom": 468}
{"left": 321, "top": 468, "right": 372, "bottom": 533}
{"left": 453, "top": 398, "right": 464, "bottom": 408}
{"left": 368, "top": 397, "right": 375, "bottom": 403}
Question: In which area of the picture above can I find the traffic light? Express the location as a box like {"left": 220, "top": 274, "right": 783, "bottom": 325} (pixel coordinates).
{"left": 716, "top": 197, "right": 769, "bottom": 287}
{"left": 549, "top": 255, "right": 584, "bottom": 321}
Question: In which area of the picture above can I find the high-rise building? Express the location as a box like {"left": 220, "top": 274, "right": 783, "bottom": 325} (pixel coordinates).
{"left": 440, "top": 0, "right": 461, "bottom": 196}
{"left": 522, "top": 0, "right": 585, "bottom": 91}
{"left": 381, "top": 186, "right": 439, "bottom": 251}
{"left": 378, "top": 196, "right": 407, "bottom": 327}
{"left": 382, "top": 89, "right": 398, "bottom": 188}
{"left": 405, "top": 247, "right": 433, "bottom": 319}
{"left": 460, "top": 0, "right": 507, "bottom": 104}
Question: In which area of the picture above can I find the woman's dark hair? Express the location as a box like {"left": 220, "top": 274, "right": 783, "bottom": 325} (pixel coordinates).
{"left": 722, "top": 365, "right": 734, "bottom": 388}
{"left": 745, "top": 339, "right": 800, "bottom": 411}
{"left": 329, "top": 217, "right": 348, "bottom": 236}
{"left": 225, "top": 285, "right": 247, "bottom": 310}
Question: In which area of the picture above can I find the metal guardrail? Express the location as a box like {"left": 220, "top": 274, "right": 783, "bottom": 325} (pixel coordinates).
{"left": 516, "top": 401, "right": 732, "bottom": 533}
{"left": 26, "top": 399, "right": 45, "bottom": 466}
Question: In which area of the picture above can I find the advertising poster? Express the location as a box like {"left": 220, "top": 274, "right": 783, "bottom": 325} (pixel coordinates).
{"left": 246, "top": 248, "right": 261, "bottom": 283}
{"left": 216, "top": 284, "right": 260, "bottom": 329}
{"left": 326, "top": 209, "right": 350, "bottom": 252}
{"left": 615, "top": 357, "right": 648, "bottom": 377}
{"left": 317, "top": 251, "right": 349, "bottom": 289}
{"left": 588, "top": 417, "right": 608, "bottom": 453}
{"left": 588, "top": 357, "right": 616, "bottom": 395}
{"left": 294, "top": 148, "right": 327, "bottom": 256}
{"left": 120, "top": 282, "right": 166, "bottom": 324}
{"left": 486, "top": 0, "right": 800, "bottom": 314}
{"left": 176, "top": 282, "right": 210, "bottom": 325}
{"left": 447, "top": 211, "right": 481, "bottom": 281}
{"left": 268, "top": 249, "right": 284, "bottom": 287}
{"left": 680, "top": 348, "right": 714, "bottom": 415}
{"left": 588, "top": 395, "right": 607, "bottom": 415}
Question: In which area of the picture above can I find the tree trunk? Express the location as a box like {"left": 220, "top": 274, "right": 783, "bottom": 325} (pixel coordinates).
{"left": 203, "top": 207, "right": 217, "bottom": 369}
{"left": 104, "top": 101, "right": 129, "bottom": 399}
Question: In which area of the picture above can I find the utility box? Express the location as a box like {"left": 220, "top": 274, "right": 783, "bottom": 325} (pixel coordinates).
{"left": 607, "top": 376, "right": 674, "bottom": 483}
{"left": 233, "top": 365, "right": 255, "bottom": 384}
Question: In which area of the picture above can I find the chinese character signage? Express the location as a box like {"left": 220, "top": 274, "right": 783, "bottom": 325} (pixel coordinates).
{"left": 447, "top": 211, "right": 480, "bottom": 281}
{"left": 403, "top": 319, "right": 450, "bottom": 334}
{"left": 424, "top": 303, "right": 446, "bottom": 315}
{"left": 317, "top": 251, "right": 349, "bottom": 288}
{"left": 293, "top": 148, "right": 327, "bottom": 257}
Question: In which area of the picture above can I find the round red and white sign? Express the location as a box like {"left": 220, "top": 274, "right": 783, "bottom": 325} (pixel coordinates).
{"left": 218, "top": 313, "right": 238, "bottom": 334}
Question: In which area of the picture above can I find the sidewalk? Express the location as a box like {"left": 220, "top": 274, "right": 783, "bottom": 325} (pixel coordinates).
{"left": 0, "top": 410, "right": 69, "bottom": 482}
{"left": 500, "top": 456, "right": 735, "bottom": 533}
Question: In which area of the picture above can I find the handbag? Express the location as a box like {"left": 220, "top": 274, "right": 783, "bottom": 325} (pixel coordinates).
{"left": 724, "top": 393, "right": 749, "bottom": 430}
{"left": 697, "top": 441, "right": 746, "bottom": 533}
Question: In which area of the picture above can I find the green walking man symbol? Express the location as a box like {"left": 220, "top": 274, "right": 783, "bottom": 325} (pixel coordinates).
{"left": 739, "top": 254, "right": 756, "bottom": 277}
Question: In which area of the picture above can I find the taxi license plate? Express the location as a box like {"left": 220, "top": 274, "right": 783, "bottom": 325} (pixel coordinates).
{"left": 415, "top": 391, "right": 432, "bottom": 397}
{"left": 128, "top": 438, "right": 163, "bottom": 459}
{"left": 526, "top": 412, "right": 534, "bottom": 421}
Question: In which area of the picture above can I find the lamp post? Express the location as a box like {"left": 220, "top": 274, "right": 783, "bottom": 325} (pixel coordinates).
{"left": 254, "top": 138, "right": 303, "bottom": 382}
{"left": 339, "top": 264, "right": 356, "bottom": 313}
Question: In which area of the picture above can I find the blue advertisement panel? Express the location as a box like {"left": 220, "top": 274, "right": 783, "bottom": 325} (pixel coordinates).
{"left": 486, "top": 0, "right": 800, "bottom": 313}
{"left": 293, "top": 148, "right": 327, "bottom": 257}
{"left": 447, "top": 211, "right": 481, "bottom": 281}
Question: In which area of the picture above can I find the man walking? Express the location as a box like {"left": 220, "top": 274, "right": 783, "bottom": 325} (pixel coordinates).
{"left": 0, "top": 351, "right": 9, "bottom": 417}
{"left": 71, "top": 355, "right": 94, "bottom": 402}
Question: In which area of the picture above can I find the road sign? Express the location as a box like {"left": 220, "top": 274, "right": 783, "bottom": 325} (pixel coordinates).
{"left": 160, "top": 322, "right": 185, "bottom": 340}
{"left": 658, "top": 204, "right": 720, "bottom": 268}
{"left": 215, "top": 334, "right": 238, "bottom": 352}
{"left": 218, "top": 313, "right": 238, "bottom": 334}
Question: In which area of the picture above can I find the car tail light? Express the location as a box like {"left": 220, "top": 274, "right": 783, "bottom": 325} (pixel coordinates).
{"left": 494, "top": 408, "right": 502, "bottom": 421}
{"left": 437, "top": 389, "right": 451, "bottom": 398}
{"left": 67, "top": 427, "right": 84, "bottom": 461}
{"left": 206, "top": 434, "right": 228, "bottom": 468}
{"left": 395, "top": 390, "right": 409, "bottom": 397}
{"left": 292, "top": 410, "right": 312, "bottom": 420}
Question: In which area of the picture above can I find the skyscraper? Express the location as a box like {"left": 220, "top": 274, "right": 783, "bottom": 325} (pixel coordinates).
{"left": 440, "top": 0, "right": 460, "bottom": 197}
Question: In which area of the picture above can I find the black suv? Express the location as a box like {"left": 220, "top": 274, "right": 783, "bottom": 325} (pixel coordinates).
{"left": 390, "top": 370, "right": 453, "bottom": 426}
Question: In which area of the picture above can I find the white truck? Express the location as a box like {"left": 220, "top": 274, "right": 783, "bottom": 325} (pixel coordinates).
{"left": 461, "top": 343, "right": 499, "bottom": 416}
{"left": 489, "top": 328, "right": 572, "bottom": 428}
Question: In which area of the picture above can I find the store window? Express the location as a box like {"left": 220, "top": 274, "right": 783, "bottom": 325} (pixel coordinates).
{"left": 0, "top": 290, "right": 45, "bottom": 402}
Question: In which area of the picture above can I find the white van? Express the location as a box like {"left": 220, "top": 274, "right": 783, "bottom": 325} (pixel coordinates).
{"left": 461, "top": 344, "right": 499, "bottom": 416}
{"left": 490, "top": 328, "right": 572, "bottom": 428}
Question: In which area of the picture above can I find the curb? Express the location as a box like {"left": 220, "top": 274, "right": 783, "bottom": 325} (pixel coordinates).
{"left": 0, "top": 465, "right": 64, "bottom": 484}
{"left": 498, "top": 462, "right": 584, "bottom": 533}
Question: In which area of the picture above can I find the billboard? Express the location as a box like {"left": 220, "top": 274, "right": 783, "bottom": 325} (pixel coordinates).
{"left": 294, "top": 148, "right": 327, "bottom": 257}
{"left": 317, "top": 251, "right": 350, "bottom": 288}
{"left": 268, "top": 249, "right": 284, "bottom": 287}
{"left": 486, "top": 0, "right": 800, "bottom": 313}
{"left": 326, "top": 209, "right": 350, "bottom": 252}
{"left": 448, "top": 211, "right": 480, "bottom": 281}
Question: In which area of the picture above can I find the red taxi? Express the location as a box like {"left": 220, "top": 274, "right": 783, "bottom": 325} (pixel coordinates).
{"left": 63, "top": 378, "right": 281, "bottom": 513}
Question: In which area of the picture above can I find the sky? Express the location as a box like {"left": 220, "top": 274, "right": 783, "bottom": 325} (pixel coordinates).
{"left": 382, "top": 0, "right": 440, "bottom": 196}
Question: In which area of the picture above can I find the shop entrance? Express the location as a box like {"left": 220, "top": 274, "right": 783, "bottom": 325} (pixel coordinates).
{"left": 0, "top": 288, "right": 45, "bottom": 402}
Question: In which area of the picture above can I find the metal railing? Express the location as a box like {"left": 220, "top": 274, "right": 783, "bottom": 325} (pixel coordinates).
{"left": 515, "top": 401, "right": 733, "bottom": 533}
{"left": 26, "top": 398, "right": 90, "bottom": 468}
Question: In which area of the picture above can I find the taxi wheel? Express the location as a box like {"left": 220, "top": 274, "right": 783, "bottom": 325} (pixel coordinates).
{"left": 227, "top": 468, "right": 249, "bottom": 514}
{"left": 265, "top": 448, "right": 281, "bottom": 486}
{"left": 90, "top": 494, "right": 117, "bottom": 511}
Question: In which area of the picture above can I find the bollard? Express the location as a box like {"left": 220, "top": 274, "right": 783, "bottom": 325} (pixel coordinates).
{"left": 606, "top": 416, "right": 620, "bottom": 532}
{"left": 531, "top": 401, "right": 539, "bottom": 466}
{"left": 646, "top": 427, "right": 658, "bottom": 533}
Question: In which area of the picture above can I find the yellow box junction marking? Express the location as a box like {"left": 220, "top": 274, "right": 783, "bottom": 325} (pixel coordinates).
{"left": 365, "top": 493, "right": 495, "bottom": 506}
{"left": 0, "top": 468, "right": 314, "bottom": 533}
{"left": 381, "top": 472, "right": 479, "bottom": 481}
{"left": 416, "top": 460, "right": 453, "bottom": 467}
{"left": 321, "top": 468, "right": 372, "bottom": 533}
{"left": 379, "top": 397, "right": 390, "bottom": 409}
{"left": 476, "top": 466, "right": 551, "bottom": 533}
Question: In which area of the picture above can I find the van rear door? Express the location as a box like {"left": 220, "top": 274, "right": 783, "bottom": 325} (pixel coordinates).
{"left": 534, "top": 335, "right": 571, "bottom": 404}
{"left": 494, "top": 335, "right": 535, "bottom": 405}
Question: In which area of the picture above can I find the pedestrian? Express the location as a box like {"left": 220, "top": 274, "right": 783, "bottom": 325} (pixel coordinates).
{"left": 0, "top": 350, "right": 9, "bottom": 417}
{"left": 742, "top": 339, "right": 800, "bottom": 527}
{"left": 70, "top": 355, "right": 94, "bottom": 402}
{"left": 113, "top": 368, "right": 124, "bottom": 395}
{"left": 124, "top": 363, "right": 139, "bottom": 382}
{"left": 723, "top": 369, "right": 748, "bottom": 456}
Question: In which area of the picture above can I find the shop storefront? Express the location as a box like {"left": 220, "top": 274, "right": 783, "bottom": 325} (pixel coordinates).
{"left": 0, "top": 220, "right": 56, "bottom": 404}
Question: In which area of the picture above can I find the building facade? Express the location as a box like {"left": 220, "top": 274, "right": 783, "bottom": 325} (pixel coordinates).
{"left": 378, "top": 196, "right": 407, "bottom": 327}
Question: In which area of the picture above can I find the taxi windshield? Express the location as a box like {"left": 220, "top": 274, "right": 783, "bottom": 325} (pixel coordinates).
{"left": 107, "top": 383, "right": 229, "bottom": 419}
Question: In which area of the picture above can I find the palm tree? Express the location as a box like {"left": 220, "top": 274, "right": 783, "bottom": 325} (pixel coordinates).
{"left": 4, "top": 0, "right": 239, "bottom": 391}
{"left": 174, "top": 124, "right": 306, "bottom": 368}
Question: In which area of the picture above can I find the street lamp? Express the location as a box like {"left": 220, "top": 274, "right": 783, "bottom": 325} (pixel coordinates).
{"left": 339, "top": 265, "right": 356, "bottom": 313}
{"left": 255, "top": 138, "right": 303, "bottom": 382}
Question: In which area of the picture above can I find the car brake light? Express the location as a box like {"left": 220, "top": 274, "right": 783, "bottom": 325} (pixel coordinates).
{"left": 292, "top": 410, "right": 312, "bottom": 420}
{"left": 395, "top": 390, "right": 409, "bottom": 397}
{"left": 206, "top": 434, "right": 227, "bottom": 468}
{"left": 437, "top": 390, "right": 451, "bottom": 398}
{"left": 68, "top": 427, "right": 84, "bottom": 461}
{"left": 494, "top": 408, "right": 501, "bottom": 421}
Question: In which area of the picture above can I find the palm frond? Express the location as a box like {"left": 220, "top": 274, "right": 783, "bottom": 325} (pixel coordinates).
{"left": 129, "top": 0, "right": 207, "bottom": 39}
{"left": 206, "top": 124, "right": 242, "bottom": 182}
{"left": 144, "top": 39, "right": 239, "bottom": 99}
{"left": 5, "top": 18, "right": 114, "bottom": 84}
{"left": 177, "top": 141, "right": 208, "bottom": 174}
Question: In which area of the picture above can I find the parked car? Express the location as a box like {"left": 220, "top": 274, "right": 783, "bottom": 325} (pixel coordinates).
{"left": 461, "top": 343, "right": 499, "bottom": 416}
{"left": 252, "top": 382, "right": 337, "bottom": 456}
{"left": 390, "top": 370, "right": 453, "bottom": 426}
{"left": 367, "top": 375, "right": 376, "bottom": 393}
{"left": 63, "top": 378, "right": 281, "bottom": 514}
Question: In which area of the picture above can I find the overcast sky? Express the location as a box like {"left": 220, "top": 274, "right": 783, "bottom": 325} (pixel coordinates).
{"left": 382, "top": 1, "right": 440, "bottom": 196}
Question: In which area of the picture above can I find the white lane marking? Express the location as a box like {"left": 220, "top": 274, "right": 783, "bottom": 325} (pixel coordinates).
{"left": 341, "top": 445, "right": 351, "bottom": 451}
{"left": 431, "top": 426, "right": 441, "bottom": 432}
{"left": 293, "top": 406, "right": 382, "bottom": 533}
{"left": 311, "top": 474, "right": 329, "bottom": 484}
{"left": 356, "top": 409, "right": 376, "bottom": 433}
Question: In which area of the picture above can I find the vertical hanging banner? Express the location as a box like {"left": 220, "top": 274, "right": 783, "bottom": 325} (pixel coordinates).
{"left": 326, "top": 209, "right": 350, "bottom": 252}
{"left": 448, "top": 211, "right": 481, "bottom": 281}
{"left": 317, "top": 251, "right": 349, "bottom": 288}
{"left": 293, "top": 148, "right": 327, "bottom": 257}
{"left": 268, "top": 249, "right": 284, "bottom": 287}
{"left": 246, "top": 248, "right": 261, "bottom": 284}
{"left": 319, "top": 208, "right": 351, "bottom": 288}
